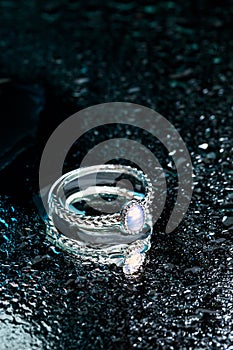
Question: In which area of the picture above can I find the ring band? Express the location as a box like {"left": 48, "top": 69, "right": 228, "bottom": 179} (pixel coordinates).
{"left": 48, "top": 164, "right": 154, "bottom": 235}
{"left": 46, "top": 164, "right": 154, "bottom": 274}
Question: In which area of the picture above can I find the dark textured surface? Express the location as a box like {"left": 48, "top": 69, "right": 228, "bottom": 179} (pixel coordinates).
{"left": 0, "top": 1, "right": 233, "bottom": 349}
{"left": 0, "top": 82, "right": 44, "bottom": 172}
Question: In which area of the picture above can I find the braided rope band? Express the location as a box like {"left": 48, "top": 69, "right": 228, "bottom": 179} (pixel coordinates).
{"left": 48, "top": 164, "right": 154, "bottom": 235}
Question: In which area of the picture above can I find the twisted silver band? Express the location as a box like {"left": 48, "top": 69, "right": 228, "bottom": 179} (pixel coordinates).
{"left": 47, "top": 164, "right": 154, "bottom": 235}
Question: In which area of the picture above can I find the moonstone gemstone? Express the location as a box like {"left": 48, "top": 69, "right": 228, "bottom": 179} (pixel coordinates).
{"left": 123, "top": 250, "right": 145, "bottom": 275}
{"left": 126, "top": 204, "right": 144, "bottom": 232}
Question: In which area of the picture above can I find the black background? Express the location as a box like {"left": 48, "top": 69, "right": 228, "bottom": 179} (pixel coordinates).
{"left": 0, "top": 1, "right": 232, "bottom": 349}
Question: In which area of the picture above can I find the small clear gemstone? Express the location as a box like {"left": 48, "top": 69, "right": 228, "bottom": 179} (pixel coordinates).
{"left": 126, "top": 204, "right": 144, "bottom": 232}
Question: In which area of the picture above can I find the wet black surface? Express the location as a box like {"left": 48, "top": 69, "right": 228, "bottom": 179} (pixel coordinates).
{"left": 0, "top": 1, "right": 233, "bottom": 349}
{"left": 0, "top": 82, "right": 44, "bottom": 172}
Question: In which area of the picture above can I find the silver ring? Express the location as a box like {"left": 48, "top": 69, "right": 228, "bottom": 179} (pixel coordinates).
{"left": 48, "top": 164, "right": 153, "bottom": 234}
{"left": 46, "top": 164, "right": 154, "bottom": 274}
